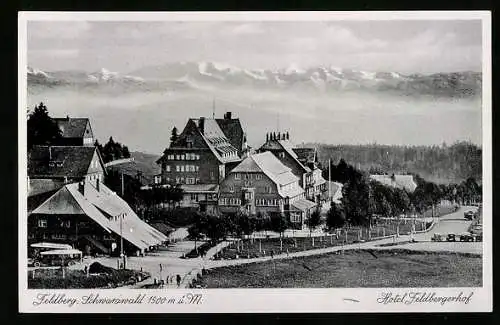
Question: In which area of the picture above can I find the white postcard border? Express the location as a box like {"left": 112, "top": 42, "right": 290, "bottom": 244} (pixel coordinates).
{"left": 18, "top": 11, "right": 492, "bottom": 313}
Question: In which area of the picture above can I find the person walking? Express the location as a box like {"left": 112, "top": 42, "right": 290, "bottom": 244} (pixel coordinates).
{"left": 176, "top": 274, "right": 181, "bottom": 287}
{"left": 270, "top": 250, "right": 274, "bottom": 259}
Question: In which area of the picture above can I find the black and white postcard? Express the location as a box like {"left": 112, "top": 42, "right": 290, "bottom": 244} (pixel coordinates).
{"left": 18, "top": 11, "right": 492, "bottom": 313}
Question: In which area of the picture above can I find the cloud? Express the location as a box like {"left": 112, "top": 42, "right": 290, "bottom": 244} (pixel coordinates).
{"left": 28, "top": 21, "right": 91, "bottom": 39}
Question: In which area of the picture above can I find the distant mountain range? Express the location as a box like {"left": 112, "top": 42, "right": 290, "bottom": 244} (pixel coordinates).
{"left": 27, "top": 62, "right": 482, "bottom": 98}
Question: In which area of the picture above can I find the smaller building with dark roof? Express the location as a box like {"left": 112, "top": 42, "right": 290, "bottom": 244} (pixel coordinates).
{"left": 28, "top": 145, "right": 106, "bottom": 199}
{"left": 53, "top": 116, "right": 94, "bottom": 146}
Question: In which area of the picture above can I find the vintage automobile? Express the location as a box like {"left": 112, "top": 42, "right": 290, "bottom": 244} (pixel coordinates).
{"left": 459, "top": 232, "right": 475, "bottom": 242}
{"left": 31, "top": 249, "right": 83, "bottom": 267}
{"left": 446, "top": 233, "right": 456, "bottom": 242}
{"left": 464, "top": 211, "right": 475, "bottom": 220}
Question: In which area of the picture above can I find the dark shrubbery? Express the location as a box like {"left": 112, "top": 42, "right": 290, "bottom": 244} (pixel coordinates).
{"left": 28, "top": 263, "right": 149, "bottom": 289}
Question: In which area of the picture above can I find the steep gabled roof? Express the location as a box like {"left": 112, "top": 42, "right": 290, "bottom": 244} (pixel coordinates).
{"left": 216, "top": 118, "right": 244, "bottom": 154}
{"left": 293, "top": 147, "right": 316, "bottom": 164}
{"left": 189, "top": 118, "right": 241, "bottom": 164}
{"left": 53, "top": 118, "right": 90, "bottom": 138}
{"left": 259, "top": 139, "right": 311, "bottom": 173}
{"left": 28, "top": 145, "right": 105, "bottom": 179}
{"left": 30, "top": 181, "right": 167, "bottom": 250}
{"left": 231, "top": 152, "right": 303, "bottom": 198}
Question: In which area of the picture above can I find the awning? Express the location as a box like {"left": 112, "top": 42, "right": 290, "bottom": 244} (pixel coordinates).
{"left": 30, "top": 242, "right": 73, "bottom": 250}
{"left": 180, "top": 184, "right": 219, "bottom": 193}
{"left": 291, "top": 199, "right": 317, "bottom": 211}
{"left": 41, "top": 249, "right": 83, "bottom": 256}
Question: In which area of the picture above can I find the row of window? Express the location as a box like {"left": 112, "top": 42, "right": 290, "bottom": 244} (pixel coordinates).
{"left": 168, "top": 165, "right": 200, "bottom": 173}
{"left": 165, "top": 153, "right": 201, "bottom": 161}
{"left": 219, "top": 198, "right": 242, "bottom": 206}
{"left": 227, "top": 185, "right": 272, "bottom": 193}
{"left": 163, "top": 177, "right": 200, "bottom": 185}
{"left": 37, "top": 219, "right": 71, "bottom": 228}
{"left": 190, "top": 193, "right": 217, "bottom": 202}
{"left": 234, "top": 173, "right": 263, "bottom": 180}
{"left": 255, "top": 199, "right": 281, "bottom": 206}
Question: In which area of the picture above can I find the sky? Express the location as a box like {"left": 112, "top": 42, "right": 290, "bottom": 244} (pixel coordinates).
{"left": 27, "top": 20, "right": 482, "bottom": 74}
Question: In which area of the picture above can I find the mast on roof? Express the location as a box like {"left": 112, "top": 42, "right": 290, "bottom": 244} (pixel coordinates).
{"left": 212, "top": 97, "right": 215, "bottom": 119}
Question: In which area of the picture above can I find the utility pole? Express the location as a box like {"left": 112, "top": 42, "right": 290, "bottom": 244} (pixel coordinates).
{"left": 120, "top": 213, "right": 126, "bottom": 269}
{"left": 328, "top": 159, "right": 331, "bottom": 201}
{"left": 121, "top": 172, "right": 124, "bottom": 197}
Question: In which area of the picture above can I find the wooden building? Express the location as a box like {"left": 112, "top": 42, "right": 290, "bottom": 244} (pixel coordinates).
{"left": 218, "top": 151, "right": 316, "bottom": 227}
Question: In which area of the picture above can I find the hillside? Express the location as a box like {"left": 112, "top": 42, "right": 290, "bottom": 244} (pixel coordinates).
{"left": 106, "top": 151, "right": 160, "bottom": 185}
{"left": 310, "top": 141, "right": 482, "bottom": 184}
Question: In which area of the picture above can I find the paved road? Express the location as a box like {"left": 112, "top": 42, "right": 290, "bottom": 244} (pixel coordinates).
{"left": 66, "top": 206, "right": 482, "bottom": 288}
{"left": 414, "top": 205, "right": 477, "bottom": 241}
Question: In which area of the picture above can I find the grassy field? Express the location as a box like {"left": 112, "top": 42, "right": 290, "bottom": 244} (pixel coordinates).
{"left": 198, "top": 249, "right": 482, "bottom": 288}
{"left": 215, "top": 222, "right": 432, "bottom": 260}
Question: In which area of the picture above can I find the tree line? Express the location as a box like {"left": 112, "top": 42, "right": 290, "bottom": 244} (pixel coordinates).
{"left": 95, "top": 137, "right": 131, "bottom": 164}
{"left": 323, "top": 159, "right": 482, "bottom": 230}
{"left": 314, "top": 142, "right": 482, "bottom": 184}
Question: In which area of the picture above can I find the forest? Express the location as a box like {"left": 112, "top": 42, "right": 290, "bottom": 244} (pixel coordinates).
{"left": 311, "top": 142, "right": 482, "bottom": 184}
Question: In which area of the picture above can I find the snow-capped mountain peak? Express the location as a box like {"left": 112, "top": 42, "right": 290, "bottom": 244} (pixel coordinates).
{"left": 27, "top": 66, "right": 50, "bottom": 78}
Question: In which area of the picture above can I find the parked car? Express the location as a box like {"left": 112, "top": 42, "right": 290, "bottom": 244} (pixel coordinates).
{"left": 464, "top": 211, "right": 475, "bottom": 220}
{"left": 459, "top": 232, "right": 474, "bottom": 242}
{"left": 446, "top": 233, "right": 456, "bottom": 242}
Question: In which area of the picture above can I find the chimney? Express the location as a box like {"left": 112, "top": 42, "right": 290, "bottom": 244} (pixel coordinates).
{"left": 198, "top": 117, "right": 205, "bottom": 134}
{"left": 66, "top": 115, "right": 70, "bottom": 120}
{"left": 96, "top": 177, "right": 100, "bottom": 192}
{"left": 277, "top": 132, "right": 281, "bottom": 140}
{"left": 286, "top": 131, "right": 289, "bottom": 140}
{"left": 224, "top": 112, "right": 232, "bottom": 120}
{"left": 78, "top": 181, "right": 85, "bottom": 196}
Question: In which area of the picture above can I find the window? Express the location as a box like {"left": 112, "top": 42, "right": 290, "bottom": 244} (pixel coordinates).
{"left": 235, "top": 173, "right": 240, "bottom": 180}
{"left": 229, "top": 186, "right": 234, "bottom": 193}
{"left": 245, "top": 192, "right": 252, "bottom": 200}
{"left": 166, "top": 165, "right": 171, "bottom": 172}
{"left": 38, "top": 219, "right": 47, "bottom": 228}
{"left": 180, "top": 165, "right": 185, "bottom": 172}
{"left": 244, "top": 180, "right": 251, "bottom": 187}
{"left": 265, "top": 186, "right": 272, "bottom": 194}
{"left": 181, "top": 154, "right": 185, "bottom": 160}
{"left": 196, "top": 178, "right": 200, "bottom": 184}
{"left": 191, "top": 194, "right": 198, "bottom": 202}
{"left": 176, "top": 165, "right": 180, "bottom": 172}
{"left": 187, "top": 141, "right": 193, "bottom": 148}
{"left": 256, "top": 174, "right": 262, "bottom": 180}
{"left": 196, "top": 166, "right": 199, "bottom": 172}
{"left": 210, "top": 171, "right": 215, "bottom": 180}
{"left": 196, "top": 154, "right": 200, "bottom": 160}
{"left": 175, "top": 177, "right": 180, "bottom": 184}
{"left": 180, "top": 177, "right": 185, "bottom": 184}
{"left": 279, "top": 152, "right": 285, "bottom": 159}
{"left": 52, "top": 233, "right": 67, "bottom": 240}
{"left": 186, "top": 178, "right": 195, "bottom": 185}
